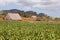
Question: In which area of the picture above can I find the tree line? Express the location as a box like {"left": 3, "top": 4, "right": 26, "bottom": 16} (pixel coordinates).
{"left": 1, "top": 9, "right": 48, "bottom": 18}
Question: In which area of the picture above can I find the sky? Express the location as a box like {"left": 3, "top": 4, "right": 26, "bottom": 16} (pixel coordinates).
{"left": 0, "top": 0, "right": 60, "bottom": 18}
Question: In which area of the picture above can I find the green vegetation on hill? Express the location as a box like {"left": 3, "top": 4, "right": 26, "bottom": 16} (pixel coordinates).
{"left": 0, "top": 9, "right": 48, "bottom": 17}
{"left": 0, "top": 21, "right": 60, "bottom": 40}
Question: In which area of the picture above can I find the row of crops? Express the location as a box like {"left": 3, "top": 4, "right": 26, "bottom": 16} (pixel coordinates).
{"left": 0, "top": 21, "right": 60, "bottom": 40}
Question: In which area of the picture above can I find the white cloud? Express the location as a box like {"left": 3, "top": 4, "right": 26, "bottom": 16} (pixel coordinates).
{"left": 0, "top": 0, "right": 18, "bottom": 6}
{"left": 0, "top": 0, "right": 60, "bottom": 10}
{"left": 17, "top": 0, "right": 60, "bottom": 9}
{"left": 22, "top": 6, "right": 32, "bottom": 11}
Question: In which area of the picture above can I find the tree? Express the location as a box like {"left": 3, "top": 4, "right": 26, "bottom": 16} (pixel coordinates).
{"left": 38, "top": 13, "right": 47, "bottom": 17}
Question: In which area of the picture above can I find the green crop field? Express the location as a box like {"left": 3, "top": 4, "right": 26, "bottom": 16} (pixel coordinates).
{"left": 0, "top": 21, "right": 60, "bottom": 40}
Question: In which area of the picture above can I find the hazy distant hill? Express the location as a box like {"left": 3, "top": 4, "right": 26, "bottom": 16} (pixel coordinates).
{"left": 1, "top": 9, "right": 24, "bottom": 13}
{"left": 0, "top": 9, "right": 48, "bottom": 18}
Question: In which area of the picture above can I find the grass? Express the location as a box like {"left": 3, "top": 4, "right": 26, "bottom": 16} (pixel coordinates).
{"left": 0, "top": 21, "right": 60, "bottom": 40}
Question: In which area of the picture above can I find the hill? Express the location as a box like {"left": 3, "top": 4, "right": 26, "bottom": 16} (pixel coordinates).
{"left": 0, "top": 9, "right": 48, "bottom": 17}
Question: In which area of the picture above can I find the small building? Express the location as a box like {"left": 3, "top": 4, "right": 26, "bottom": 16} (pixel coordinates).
{"left": 31, "top": 16, "right": 37, "bottom": 21}
{"left": 4, "top": 13, "right": 22, "bottom": 20}
{"left": 31, "top": 16, "right": 37, "bottom": 18}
